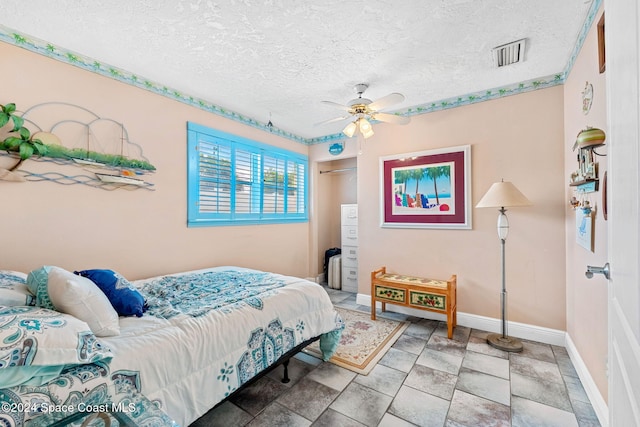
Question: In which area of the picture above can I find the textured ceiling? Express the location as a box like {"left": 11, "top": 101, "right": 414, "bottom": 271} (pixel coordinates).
{"left": 0, "top": 0, "right": 596, "bottom": 142}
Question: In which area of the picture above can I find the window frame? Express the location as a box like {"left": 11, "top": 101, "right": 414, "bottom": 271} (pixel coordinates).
{"left": 187, "top": 122, "right": 308, "bottom": 227}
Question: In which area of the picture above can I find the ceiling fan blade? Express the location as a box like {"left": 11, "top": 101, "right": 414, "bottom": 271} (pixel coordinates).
{"left": 321, "top": 100, "right": 351, "bottom": 111}
{"left": 368, "top": 93, "right": 405, "bottom": 112}
{"left": 314, "top": 116, "right": 351, "bottom": 126}
{"left": 372, "top": 112, "right": 410, "bottom": 125}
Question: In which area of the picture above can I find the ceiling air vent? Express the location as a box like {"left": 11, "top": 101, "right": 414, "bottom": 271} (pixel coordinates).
{"left": 492, "top": 38, "right": 526, "bottom": 67}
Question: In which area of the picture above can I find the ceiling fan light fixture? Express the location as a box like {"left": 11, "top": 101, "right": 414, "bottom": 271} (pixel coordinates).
{"left": 357, "top": 118, "right": 374, "bottom": 138}
{"left": 343, "top": 121, "right": 357, "bottom": 138}
{"left": 362, "top": 127, "right": 375, "bottom": 139}
{"left": 358, "top": 118, "right": 372, "bottom": 133}
{"left": 358, "top": 118, "right": 374, "bottom": 138}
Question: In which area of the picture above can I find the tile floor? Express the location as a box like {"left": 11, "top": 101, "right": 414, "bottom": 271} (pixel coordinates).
{"left": 190, "top": 288, "right": 602, "bottom": 427}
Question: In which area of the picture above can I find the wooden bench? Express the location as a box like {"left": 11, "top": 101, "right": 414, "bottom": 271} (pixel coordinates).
{"left": 371, "top": 266, "right": 457, "bottom": 339}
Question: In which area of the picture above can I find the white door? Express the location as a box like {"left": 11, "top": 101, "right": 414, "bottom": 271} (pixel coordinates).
{"left": 606, "top": 1, "right": 640, "bottom": 425}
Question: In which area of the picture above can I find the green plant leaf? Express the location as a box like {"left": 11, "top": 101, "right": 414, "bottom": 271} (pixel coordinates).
{"left": 2, "top": 103, "right": 16, "bottom": 114}
{"left": 0, "top": 112, "right": 8, "bottom": 128}
{"left": 11, "top": 115, "right": 24, "bottom": 132}
{"left": 18, "top": 126, "right": 30, "bottom": 139}
{"left": 19, "top": 143, "right": 34, "bottom": 160}
{"left": 32, "top": 140, "right": 48, "bottom": 155}
{"left": 4, "top": 136, "right": 22, "bottom": 149}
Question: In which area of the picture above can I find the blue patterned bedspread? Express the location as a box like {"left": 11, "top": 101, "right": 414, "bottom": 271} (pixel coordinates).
{"left": 139, "top": 270, "right": 286, "bottom": 318}
{"left": 2, "top": 267, "right": 343, "bottom": 427}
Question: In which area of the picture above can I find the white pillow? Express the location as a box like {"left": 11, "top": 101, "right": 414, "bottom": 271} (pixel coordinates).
{"left": 47, "top": 267, "right": 120, "bottom": 337}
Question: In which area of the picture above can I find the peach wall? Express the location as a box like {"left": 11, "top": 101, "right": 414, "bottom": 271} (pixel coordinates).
{"left": 310, "top": 87, "right": 567, "bottom": 330}
{"left": 563, "top": 7, "right": 608, "bottom": 400}
{"left": 0, "top": 41, "right": 311, "bottom": 280}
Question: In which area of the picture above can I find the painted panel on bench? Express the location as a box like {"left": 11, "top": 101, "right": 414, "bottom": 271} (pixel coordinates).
{"left": 409, "top": 291, "right": 446, "bottom": 311}
{"left": 375, "top": 285, "right": 406, "bottom": 302}
{"left": 379, "top": 273, "right": 448, "bottom": 289}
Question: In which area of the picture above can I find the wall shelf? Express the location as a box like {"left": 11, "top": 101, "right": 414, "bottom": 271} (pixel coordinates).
{"left": 570, "top": 179, "right": 599, "bottom": 193}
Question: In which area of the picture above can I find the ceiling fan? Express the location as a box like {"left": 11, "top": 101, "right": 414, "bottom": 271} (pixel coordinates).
{"left": 319, "top": 83, "right": 410, "bottom": 139}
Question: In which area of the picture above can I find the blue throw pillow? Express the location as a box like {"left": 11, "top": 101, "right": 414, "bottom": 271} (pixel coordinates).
{"left": 74, "top": 269, "right": 145, "bottom": 317}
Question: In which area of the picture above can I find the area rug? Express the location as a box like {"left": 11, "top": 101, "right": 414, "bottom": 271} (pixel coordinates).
{"left": 305, "top": 307, "right": 410, "bottom": 375}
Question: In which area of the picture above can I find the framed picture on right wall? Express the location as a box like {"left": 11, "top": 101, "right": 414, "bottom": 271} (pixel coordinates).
{"left": 598, "top": 12, "right": 605, "bottom": 73}
{"left": 576, "top": 209, "right": 594, "bottom": 252}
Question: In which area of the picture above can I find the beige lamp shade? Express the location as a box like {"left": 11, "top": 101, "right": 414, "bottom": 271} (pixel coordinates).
{"left": 476, "top": 180, "right": 532, "bottom": 208}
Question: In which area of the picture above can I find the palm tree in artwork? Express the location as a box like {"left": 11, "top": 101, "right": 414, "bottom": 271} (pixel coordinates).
{"left": 426, "top": 165, "right": 451, "bottom": 204}
{"left": 411, "top": 167, "right": 426, "bottom": 196}
{"left": 394, "top": 169, "right": 411, "bottom": 193}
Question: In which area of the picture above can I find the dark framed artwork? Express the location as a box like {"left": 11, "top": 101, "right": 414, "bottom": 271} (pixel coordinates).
{"left": 597, "top": 13, "right": 605, "bottom": 74}
{"left": 380, "top": 145, "right": 471, "bottom": 229}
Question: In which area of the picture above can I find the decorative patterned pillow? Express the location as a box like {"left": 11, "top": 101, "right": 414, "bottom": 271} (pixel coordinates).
{"left": 0, "top": 270, "right": 35, "bottom": 306}
{"left": 26, "top": 265, "right": 53, "bottom": 309}
{"left": 27, "top": 266, "right": 120, "bottom": 337}
{"left": 0, "top": 305, "right": 112, "bottom": 387}
{"left": 74, "top": 269, "right": 146, "bottom": 317}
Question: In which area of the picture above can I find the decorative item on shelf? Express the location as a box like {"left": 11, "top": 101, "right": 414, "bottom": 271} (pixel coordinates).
{"left": 572, "top": 126, "right": 606, "bottom": 151}
{"left": 582, "top": 81, "right": 594, "bottom": 115}
{"left": 476, "top": 179, "right": 532, "bottom": 352}
{"left": 569, "top": 126, "right": 605, "bottom": 193}
{"left": 570, "top": 191, "right": 597, "bottom": 214}
{"left": 569, "top": 196, "right": 580, "bottom": 209}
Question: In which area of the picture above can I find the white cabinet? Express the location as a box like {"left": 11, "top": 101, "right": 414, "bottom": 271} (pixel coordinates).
{"left": 341, "top": 204, "right": 358, "bottom": 292}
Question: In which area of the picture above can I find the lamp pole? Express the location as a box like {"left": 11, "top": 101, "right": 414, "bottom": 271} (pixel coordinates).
{"left": 486, "top": 206, "right": 523, "bottom": 352}
{"left": 500, "top": 221, "right": 507, "bottom": 339}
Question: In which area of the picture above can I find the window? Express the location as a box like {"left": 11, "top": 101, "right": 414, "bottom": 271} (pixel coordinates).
{"left": 187, "top": 122, "right": 308, "bottom": 226}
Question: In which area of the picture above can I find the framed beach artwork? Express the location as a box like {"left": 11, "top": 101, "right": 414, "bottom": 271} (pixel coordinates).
{"left": 380, "top": 145, "right": 471, "bottom": 229}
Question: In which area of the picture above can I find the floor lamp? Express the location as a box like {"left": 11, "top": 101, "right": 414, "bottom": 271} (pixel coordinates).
{"left": 476, "top": 180, "right": 532, "bottom": 352}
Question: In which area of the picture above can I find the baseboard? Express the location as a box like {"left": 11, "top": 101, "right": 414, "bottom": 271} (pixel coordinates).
{"left": 357, "top": 293, "right": 565, "bottom": 346}
{"left": 565, "top": 334, "right": 609, "bottom": 427}
{"left": 356, "top": 293, "right": 610, "bottom": 425}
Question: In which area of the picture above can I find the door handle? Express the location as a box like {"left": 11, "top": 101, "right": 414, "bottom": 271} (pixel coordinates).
{"left": 585, "top": 263, "right": 610, "bottom": 280}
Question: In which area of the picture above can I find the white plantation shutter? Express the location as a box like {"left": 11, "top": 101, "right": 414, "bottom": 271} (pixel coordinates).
{"left": 198, "top": 140, "right": 231, "bottom": 214}
{"left": 234, "top": 148, "right": 260, "bottom": 215}
{"left": 187, "top": 123, "right": 307, "bottom": 226}
{"left": 287, "top": 162, "right": 305, "bottom": 214}
{"left": 263, "top": 154, "right": 285, "bottom": 214}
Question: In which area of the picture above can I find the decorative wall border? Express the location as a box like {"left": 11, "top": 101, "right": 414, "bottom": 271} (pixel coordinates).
{"left": 0, "top": 0, "right": 601, "bottom": 146}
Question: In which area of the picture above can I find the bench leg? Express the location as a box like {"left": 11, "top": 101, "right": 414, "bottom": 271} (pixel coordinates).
{"left": 371, "top": 298, "right": 377, "bottom": 320}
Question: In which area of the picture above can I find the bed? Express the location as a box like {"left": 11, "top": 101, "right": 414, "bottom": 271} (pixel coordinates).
{"left": 0, "top": 266, "right": 343, "bottom": 426}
